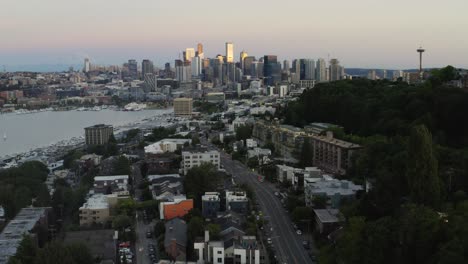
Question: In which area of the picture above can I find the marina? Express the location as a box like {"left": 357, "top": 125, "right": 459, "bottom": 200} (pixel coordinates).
{"left": 0, "top": 108, "right": 175, "bottom": 167}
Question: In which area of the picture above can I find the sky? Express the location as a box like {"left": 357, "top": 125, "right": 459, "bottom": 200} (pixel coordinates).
{"left": 1, "top": 0, "right": 467, "bottom": 70}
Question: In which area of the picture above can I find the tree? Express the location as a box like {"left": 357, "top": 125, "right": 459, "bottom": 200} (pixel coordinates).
{"left": 112, "top": 215, "right": 132, "bottom": 230}
{"left": 406, "top": 125, "right": 441, "bottom": 207}
{"left": 154, "top": 221, "right": 166, "bottom": 238}
{"left": 66, "top": 243, "right": 94, "bottom": 264}
{"left": 235, "top": 124, "right": 253, "bottom": 142}
{"left": 184, "top": 163, "right": 220, "bottom": 208}
{"left": 9, "top": 235, "right": 37, "bottom": 264}
{"left": 299, "top": 138, "right": 313, "bottom": 167}
{"left": 336, "top": 217, "right": 366, "bottom": 264}
{"left": 206, "top": 224, "right": 221, "bottom": 240}
{"left": 292, "top": 207, "right": 313, "bottom": 223}
{"left": 187, "top": 216, "right": 204, "bottom": 242}
{"left": 191, "top": 135, "right": 201, "bottom": 146}
{"left": 114, "top": 156, "right": 131, "bottom": 175}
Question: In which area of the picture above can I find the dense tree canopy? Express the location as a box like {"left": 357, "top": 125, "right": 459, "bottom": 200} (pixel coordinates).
{"left": 0, "top": 161, "right": 50, "bottom": 218}
{"left": 282, "top": 70, "right": 468, "bottom": 263}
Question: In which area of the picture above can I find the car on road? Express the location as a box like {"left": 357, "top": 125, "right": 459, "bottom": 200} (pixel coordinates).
{"left": 267, "top": 238, "right": 272, "bottom": 244}
{"left": 274, "top": 191, "right": 279, "bottom": 196}
{"left": 296, "top": 229, "right": 302, "bottom": 235}
{"left": 146, "top": 229, "right": 153, "bottom": 238}
{"left": 303, "top": 240, "right": 310, "bottom": 249}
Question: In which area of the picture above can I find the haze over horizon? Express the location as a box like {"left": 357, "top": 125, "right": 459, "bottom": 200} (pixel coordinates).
{"left": 1, "top": 0, "right": 467, "bottom": 69}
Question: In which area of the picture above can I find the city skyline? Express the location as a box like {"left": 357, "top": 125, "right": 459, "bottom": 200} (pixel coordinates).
{"left": 1, "top": 0, "right": 467, "bottom": 69}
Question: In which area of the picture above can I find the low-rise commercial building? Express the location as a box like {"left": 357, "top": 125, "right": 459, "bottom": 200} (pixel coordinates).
{"left": 247, "top": 148, "right": 271, "bottom": 159}
{"left": 226, "top": 191, "right": 249, "bottom": 214}
{"left": 305, "top": 175, "right": 363, "bottom": 208}
{"left": 148, "top": 174, "right": 183, "bottom": 198}
{"left": 202, "top": 192, "right": 221, "bottom": 218}
{"left": 160, "top": 195, "right": 194, "bottom": 220}
{"left": 145, "top": 138, "right": 192, "bottom": 155}
{"left": 276, "top": 165, "right": 322, "bottom": 188}
{"left": 313, "top": 209, "right": 342, "bottom": 234}
{"left": 93, "top": 175, "right": 129, "bottom": 195}
{"left": 165, "top": 218, "right": 188, "bottom": 262}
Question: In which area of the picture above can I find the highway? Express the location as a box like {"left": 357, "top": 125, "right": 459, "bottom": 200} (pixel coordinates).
{"left": 220, "top": 152, "right": 314, "bottom": 264}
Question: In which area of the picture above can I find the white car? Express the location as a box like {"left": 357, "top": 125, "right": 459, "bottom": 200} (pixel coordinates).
{"left": 296, "top": 230, "right": 302, "bottom": 235}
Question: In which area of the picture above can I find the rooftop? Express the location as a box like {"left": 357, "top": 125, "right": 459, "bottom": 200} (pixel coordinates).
{"left": 202, "top": 192, "right": 220, "bottom": 202}
{"left": 313, "top": 209, "right": 341, "bottom": 223}
{"left": 306, "top": 177, "right": 363, "bottom": 197}
{"left": 164, "top": 218, "right": 187, "bottom": 248}
{"left": 85, "top": 124, "right": 113, "bottom": 129}
{"left": 94, "top": 175, "right": 128, "bottom": 181}
{"left": 0, "top": 207, "right": 50, "bottom": 264}
{"left": 80, "top": 194, "right": 109, "bottom": 210}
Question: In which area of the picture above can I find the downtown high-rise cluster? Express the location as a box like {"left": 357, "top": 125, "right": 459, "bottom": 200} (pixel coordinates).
{"left": 172, "top": 42, "right": 344, "bottom": 88}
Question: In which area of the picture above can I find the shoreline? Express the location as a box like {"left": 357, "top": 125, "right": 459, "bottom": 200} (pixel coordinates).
{"left": 0, "top": 109, "right": 176, "bottom": 168}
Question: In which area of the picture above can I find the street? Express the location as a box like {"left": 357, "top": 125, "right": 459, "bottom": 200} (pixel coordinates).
{"left": 135, "top": 212, "right": 156, "bottom": 264}
{"left": 220, "top": 152, "right": 314, "bottom": 264}
{"left": 132, "top": 163, "right": 159, "bottom": 264}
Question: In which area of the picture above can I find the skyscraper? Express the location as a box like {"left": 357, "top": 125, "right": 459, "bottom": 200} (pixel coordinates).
{"left": 197, "top": 43, "right": 204, "bottom": 57}
{"left": 226, "top": 42, "right": 234, "bottom": 63}
{"left": 191, "top": 56, "right": 202, "bottom": 77}
{"left": 367, "top": 70, "right": 377, "bottom": 80}
{"left": 84, "top": 58, "right": 90, "bottom": 73}
{"left": 316, "top": 59, "right": 327, "bottom": 82}
{"left": 142, "top": 59, "right": 154, "bottom": 79}
{"left": 175, "top": 60, "right": 191, "bottom": 83}
{"left": 283, "top": 60, "right": 290, "bottom": 73}
{"left": 243, "top": 56, "right": 256, "bottom": 76}
{"left": 292, "top": 59, "right": 300, "bottom": 74}
{"left": 144, "top": 73, "right": 157, "bottom": 92}
{"left": 128, "top": 59, "right": 138, "bottom": 80}
{"left": 300, "top": 59, "right": 315, "bottom": 80}
{"left": 329, "top": 59, "right": 343, "bottom": 81}
{"left": 185, "top": 48, "right": 196, "bottom": 62}
{"left": 240, "top": 51, "right": 248, "bottom": 70}
{"left": 263, "top": 55, "right": 281, "bottom": 86}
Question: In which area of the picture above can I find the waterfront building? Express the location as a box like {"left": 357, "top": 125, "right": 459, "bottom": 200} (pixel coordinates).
{"left": 173, "top": 97, "right": 193, "bottom": 117}
{"left": 84, "top": 124, "right": 114, "bottom": 146}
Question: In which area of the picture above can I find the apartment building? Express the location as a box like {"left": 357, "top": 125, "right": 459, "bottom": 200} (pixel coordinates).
{"left": 309, "top": 131, "right": 361, "bottom": 175}
{"left": 253, "top": 120, "right": 361, "bottom": 175}
{"left": 93, "top": 175, "right": 129, "bottom": 195}
{"left": 173, "top": 98, "right": 193, "bottom": 117}
{"left": 0, "top": 207, "right": 51, "bottom": 264}
{"left": 79, "top": 193, "right": 118, "bottom": 226}
{"left": 84, "top": 124, "right": 114, "bottom": 146}
{"left": 181, "top": 149, "right": 220, "bottom": 175}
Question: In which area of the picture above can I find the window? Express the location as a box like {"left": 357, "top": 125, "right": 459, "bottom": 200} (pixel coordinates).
{"left": 218, "top": 251, "right": 222, "bottom": 254}
{"left": 217, "top": 258, "right": 222, "bottom": 262}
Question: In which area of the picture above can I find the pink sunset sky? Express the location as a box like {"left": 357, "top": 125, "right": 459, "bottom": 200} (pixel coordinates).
{"left": 1, "top": 0, "right": 467, "bottom": 69}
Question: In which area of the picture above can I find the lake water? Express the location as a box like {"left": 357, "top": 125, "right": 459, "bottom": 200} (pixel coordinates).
{"left": 0, "top": 109, "right": 172, "bottom": 158}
